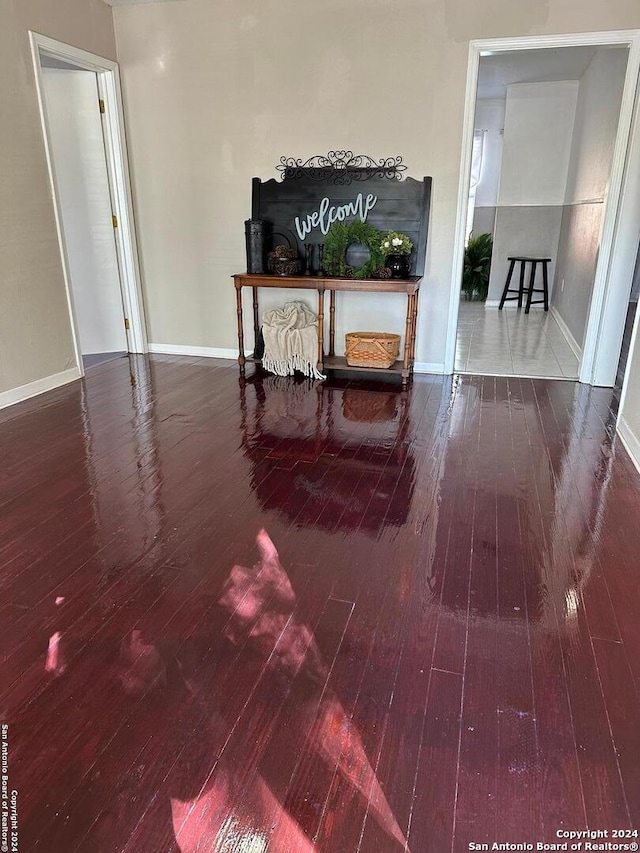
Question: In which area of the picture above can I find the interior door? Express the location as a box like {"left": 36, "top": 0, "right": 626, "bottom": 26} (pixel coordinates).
{"left": 42, "top": 67, "right": 128, "bottom": 356}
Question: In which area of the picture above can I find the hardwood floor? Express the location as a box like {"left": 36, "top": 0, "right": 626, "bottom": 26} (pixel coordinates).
{"left": 2, "top": 355, "right": 639, "bottom": 852}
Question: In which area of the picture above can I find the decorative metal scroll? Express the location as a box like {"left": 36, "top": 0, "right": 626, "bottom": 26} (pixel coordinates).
{"left": 276, "top": 151, "right": 407, "bottom": 184}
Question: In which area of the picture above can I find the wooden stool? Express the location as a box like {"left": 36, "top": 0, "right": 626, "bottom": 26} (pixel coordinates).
{"left": 498, "top": 256, "right": 550, "bottom": 314}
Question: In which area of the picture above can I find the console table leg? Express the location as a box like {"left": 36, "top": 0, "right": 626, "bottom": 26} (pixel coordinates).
{"left": 329, "top": 290, "right": 336, "bottom": 357}
{"left": 409, "top": 292, "right": 418, "bottom": 376}
{"left": 402, "top": 292, "right": 413, "bottom": 387}
{"left": 317, "top": 287, "right": 325, "bottom": 372}
{"left": 252, "top": 286, "right": 260, "bottom": 347}
{"left": 235, "top": 284, "right": 246, "bottom": 377}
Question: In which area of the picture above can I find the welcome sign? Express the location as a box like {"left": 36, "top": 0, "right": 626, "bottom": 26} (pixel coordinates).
{"left": 251, "top": 170, "right": 432, "bottom": 277}
{"left": 294, "top": 193, "right": 378, "bottom": 241}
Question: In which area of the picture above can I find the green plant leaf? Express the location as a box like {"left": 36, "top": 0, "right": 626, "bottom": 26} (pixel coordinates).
{"left": 462, "top": 232, "right": 493, "bottom": 300}
{"left": 324, "top": 219, "right": 386, "bottom": 279}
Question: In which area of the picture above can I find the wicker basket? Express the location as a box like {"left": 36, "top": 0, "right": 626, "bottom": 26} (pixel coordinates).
{"left": 344, "top": 332, "right": 401, "bottom": 369}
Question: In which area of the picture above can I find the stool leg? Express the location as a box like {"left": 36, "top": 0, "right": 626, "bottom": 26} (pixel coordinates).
{"left": 499, "top": 259, "right": 516, "bottom": 310}
{"left": 525, "top": 260, "right": 537, "bottom": 314}
{"left": 517, "top": 260, "right": 526, "bottom": 308}
{"left": 542, "top": 260, "right": 549, "bottom": 311}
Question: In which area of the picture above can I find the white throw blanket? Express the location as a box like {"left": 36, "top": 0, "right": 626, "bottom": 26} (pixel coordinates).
{"left": 262, "top": 301, "right": 326, "bottom": 380}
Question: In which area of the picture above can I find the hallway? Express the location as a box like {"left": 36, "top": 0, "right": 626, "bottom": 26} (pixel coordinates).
{"left": 455, "top": 301, "right": 580, "bottom": 378}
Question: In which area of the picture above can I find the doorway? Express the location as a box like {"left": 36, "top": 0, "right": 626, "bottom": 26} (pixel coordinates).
{"left": 446, "top": 31, "right": 640, "bottom": 388}
{"left": 458, "top": 46, "right": 630, "bottom": 379}
{"left": 30, "top": 33, "right": 147, "bottom": 374}
{"left": 616, "top": 241, "right": 640, "bottom": 390}
{"left": 42, "top": 59, "right": 127, "bottom": 366}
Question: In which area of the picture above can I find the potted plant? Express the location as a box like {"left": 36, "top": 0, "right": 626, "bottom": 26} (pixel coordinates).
{"left": 461, "top": 232, "right": 493, "bottom": 301}
{"left": 380, "top": 230, "right": 413, "bottom": 279}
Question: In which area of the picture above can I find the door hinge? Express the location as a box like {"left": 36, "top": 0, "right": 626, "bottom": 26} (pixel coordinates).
{"left": 124, "top": 318, "right": 131, "bottom": 331}
{"left": 112, "top": 214, "right": 118, "bottom": 228}
{"left": 99, "top": 99, "right": 105, "bottom": 114}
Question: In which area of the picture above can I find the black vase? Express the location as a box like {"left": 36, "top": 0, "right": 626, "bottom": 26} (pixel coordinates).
{"left": 304, "top": 243, "right": 314, "bottom": 275}
{"left": 385, "top": 253, "right": 411, "bottom": 279}
{"left": 245, "top": 219, "right": 266, "bottom": 274}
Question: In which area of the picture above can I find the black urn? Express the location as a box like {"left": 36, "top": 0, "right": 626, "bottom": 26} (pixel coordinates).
{"left": 385, "top": 253, "right": 411, "bottom": 279}
{"left": 244, "top": 219, "right": 267, "bottom": 274}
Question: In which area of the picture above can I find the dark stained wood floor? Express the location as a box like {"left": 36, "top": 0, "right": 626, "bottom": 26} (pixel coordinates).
{"left": 2, "top": 355, "right": 640, "bottom": 852}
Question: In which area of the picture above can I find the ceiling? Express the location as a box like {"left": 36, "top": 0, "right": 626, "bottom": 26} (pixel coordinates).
{"left": 102, "top": 0, "right": 186, "bottom": 6}
{"left": 477, "top": 46, "right": 627, "bottom": 100}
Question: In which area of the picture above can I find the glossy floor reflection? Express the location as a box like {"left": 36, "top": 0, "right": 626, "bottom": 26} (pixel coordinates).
{"left": 1, "top": 355, "right": 639, "bottom": 852}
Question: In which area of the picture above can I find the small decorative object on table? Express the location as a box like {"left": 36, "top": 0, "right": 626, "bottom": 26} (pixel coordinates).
{"left": 317, "top": 244, "right": 326, "bottom": 277}
{"left": 244, "top": 219, "right": 267, "bottom": 274}
{"left": 345, "top": 331, "right": 401, "bottom": 369}
{"left": 268, "top": 245, "right": 302, "bottom": 276}
{"left": 380, "top": 230, "right": 413, "bottom": 279}
{"left": 324, "top": 220, "right": 385, "bottom": 279}
{"left": 372, "top": 266, "right": 392, "bottom": 279}
{"left": 304, "top": 243, "right": 314, "bottom": 275}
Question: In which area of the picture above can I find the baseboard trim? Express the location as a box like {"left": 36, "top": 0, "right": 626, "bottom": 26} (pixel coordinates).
{"left": 149, "top": 345, "right": 444, "bottom": 375}
{"left": 148, "top": 343, "right": 238, "bottom": 359}
{"left": 549, "top": 306, "right": 582, "bottom": 359}
{"left": 617, "top": 416, "right": 640, "bottom": 475}
{"left": 414, "top": 362, "right": 445, "bottom": 374}
{"left": 0, "top": 367, "right": 81, "bottom": 411}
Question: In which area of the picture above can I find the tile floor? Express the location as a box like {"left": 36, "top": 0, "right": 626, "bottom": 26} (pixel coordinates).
{"left": 455, "top": 301, "right": 580, "bottom": 379}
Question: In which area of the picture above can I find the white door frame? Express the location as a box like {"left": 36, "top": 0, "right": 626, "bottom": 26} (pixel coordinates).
{"left": 29, "top": 32, "right": 147, "bottom": 374}
{"left": 444, "top": 29, "right": 640, "bottom": 387}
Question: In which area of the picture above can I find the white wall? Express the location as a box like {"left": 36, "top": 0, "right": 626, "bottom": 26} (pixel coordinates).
{"left": 2, "top": 0, "right": 640, "bottom": 405}
{"left": 111, "top": 0, "right": 640, "bottom": 371}
{"left": 0, "top": 0, "right": 118, "bottom": 400}
{"left": 498, "top": 81, "right": 578, "bottom": 207}
{"left": 565, "top": 48, "right": 629, "bottom": 204}
{"left": 551, "top": 47, "right": 628, "bottom": 351}
{"left": 486, "top": 81, "right": 578, "bottom": 303}
{"left": 42, "top": 68, "right": 128, "bottom": 356}
{"left": 487, "top": 207, "right": 564, "bottom": 304}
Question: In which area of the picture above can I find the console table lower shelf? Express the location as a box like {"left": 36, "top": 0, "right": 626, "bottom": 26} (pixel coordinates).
{"left": 232, "top": 274, "right": 421, "bottom": 388}
{"left": 244, "top": 355, "right": 405, "bottom": 377}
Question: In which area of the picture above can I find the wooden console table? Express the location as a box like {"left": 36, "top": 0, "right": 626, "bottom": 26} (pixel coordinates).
{"left": 232, "top": 274, "right": 421, "bottom": 388}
